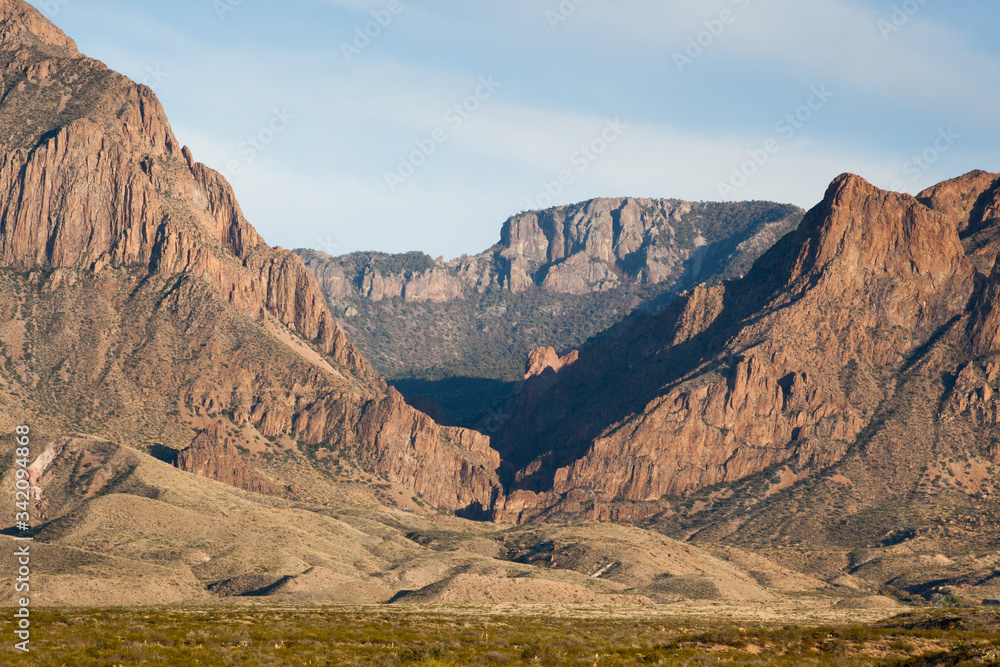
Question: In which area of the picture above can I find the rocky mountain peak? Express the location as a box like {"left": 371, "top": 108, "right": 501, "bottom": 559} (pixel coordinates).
{"left": 0, "top": 5, "right": 371, "bottom": 377}
{"left": 757, "top": 172, "right": 976, "bottom": 336}
{"left": 917, "top": 169, "right": 1000, "bottom": 233}
{"left": 0, "top": 0, "right": 79, "bottom": 56}
{"left": 490, "top": 172, "right": 996, "bottom": 522}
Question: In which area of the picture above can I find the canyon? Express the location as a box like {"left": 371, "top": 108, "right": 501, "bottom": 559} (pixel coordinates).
{"left": 1, "top": 0, "right": 999, "bottom": 610}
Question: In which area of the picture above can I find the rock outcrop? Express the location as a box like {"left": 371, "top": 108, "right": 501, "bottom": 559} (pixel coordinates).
{"left": 524, "top": 346, "right": 579, "bottom": 380}
{"left": 176, "top": 424, "right": 279, "bottom": 496}
{"left": 499, "top": 198, "right": 695, "bottom": 293}
{"left": 354, "top": 389, "right": 501, "bottom": 512}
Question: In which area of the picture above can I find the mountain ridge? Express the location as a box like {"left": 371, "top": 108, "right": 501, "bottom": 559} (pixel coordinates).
{"left": 0, "top": 0, "right": 504, "bottom": 517}
{"left": 2, "top": 0, "right": 1000, "bottom": 609}
{"left": 300, "top": 198, "right": 803, "bottom": 303}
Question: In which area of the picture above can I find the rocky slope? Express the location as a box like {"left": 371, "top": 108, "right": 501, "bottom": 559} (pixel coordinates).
{"left": 0, "top": 0, "right": 500, "bottom": 515}
{"left": 298, "top": 200, "right": 803, "bottom": 423}
{"left": 174, "top": 424, "right": 280, "bottom": 496}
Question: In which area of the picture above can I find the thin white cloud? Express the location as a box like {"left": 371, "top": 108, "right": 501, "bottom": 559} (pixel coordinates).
{"left": 42, "top": 0, "right": 997, "bottom": 259}
{"left": 728, "top": 0, "right": 1000, "bottom": 123}
{"left": 559, "top": 0, "right": 1000, "bottom": 128}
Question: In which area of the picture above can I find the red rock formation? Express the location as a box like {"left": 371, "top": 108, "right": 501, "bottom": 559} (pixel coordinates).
{"left": 918, "top": 170, "right": 1000, "bottom": 275}
{"left": 175, "top": 424, "right": 279, "bottom": 496}
{"left": 524, "top": 346, "right": 579, "bottom": 379}
{"left": 0, "top": 89, "right": 376, "bottom": 384}
{"left": 0, "top": 0, "right": 79, "bottom": 54}
{"left": 917, "top": 169, "right": 1000, "bottom": 235}
{"left": 966, "top": 256, "right": 1000, "bottom": 357}
{"left": 354, "top": 389, "right": 501, "bottom": 511}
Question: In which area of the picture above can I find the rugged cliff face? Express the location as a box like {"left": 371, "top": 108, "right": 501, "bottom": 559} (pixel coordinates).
{"left": 499, "top": 198, "right": 756, "bottom": 294}
{"left": 302, "top": 199, "right": 803, "bottom": 302}
{"left": 0, "top": 0, "right": 501, "bottom": 514}
{"left": 297, "top": 199, "right": 804, "bottom": 422}
{"left": 0, "top": 5, "right": 374, "bottom": 380}
{"left": 491, "top": 172, "right": 997, "bottom": 526}
{"left": 176, "top": 424, "right": 280, "bottom": 496}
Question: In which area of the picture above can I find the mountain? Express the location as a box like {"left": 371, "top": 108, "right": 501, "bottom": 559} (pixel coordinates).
{"left": 2, "top": 0, "right": 997, "bottom": 610}
{"left": 297, "top": 199, "right": 803, "bottom": 424}
{"left": 487, "top": 170, "right": 1000, "bottom": 602}
{"left": 0, "top": 0, "right": 840, "bottom": 609}
{"left": 0, "top": 0, "right": 501, "bottom": 516}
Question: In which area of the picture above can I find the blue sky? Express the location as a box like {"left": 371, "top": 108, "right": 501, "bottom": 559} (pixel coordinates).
{"left": 25, "top": 0, "right": 1000, "bottom": 259}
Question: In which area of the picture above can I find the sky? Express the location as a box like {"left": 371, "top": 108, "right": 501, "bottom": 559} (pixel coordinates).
{"left": 24, "top": 0, "right": 1000, "bottom": 260}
